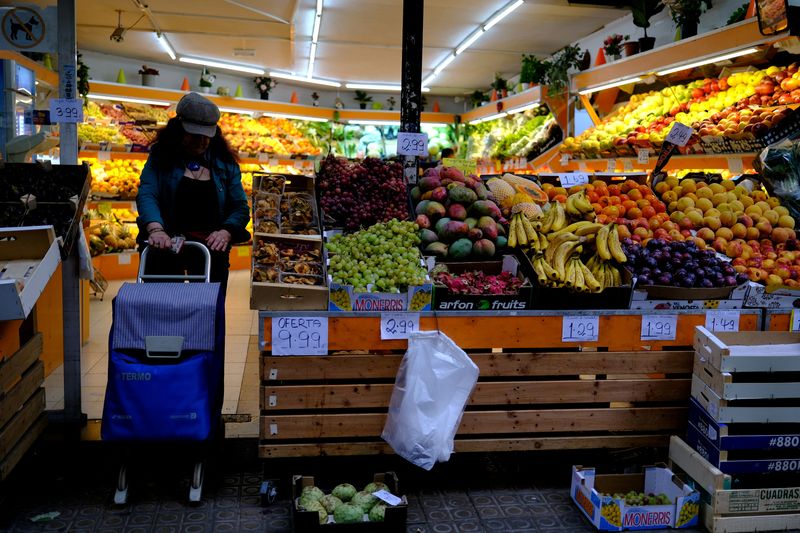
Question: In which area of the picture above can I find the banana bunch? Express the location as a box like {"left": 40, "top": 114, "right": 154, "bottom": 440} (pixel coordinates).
{"left": 586, "top": 254, "right": 623, "bottom": 291}
{"left": 547, "top": 221, "right": 604, "bottom": 241}
{"left": 508, "top": 212, "right": 546, "bottom": 249}
{"left": 535, "top": 201, "right": 568, "bottom": 234}
{"left": 565, "top": 190, "right": 595, "bottom": 221}
{"left": 595, "top": 223, "right": 628, "bottom": 263}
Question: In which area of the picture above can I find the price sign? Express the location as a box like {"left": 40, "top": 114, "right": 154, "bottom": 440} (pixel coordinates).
{"left": 606, "top": 158, "right": 616, "bottom": 172}
{"left": 641, "top": 314, "right": 677, "bottom": 341}
{"left": 727, "top": 157, "right": 744, "bottom": 175}
{"left": 665, "top": 122, "right": 693, "bottom": 147}
{"left": 560, "top": 173, "right": 589, "bottom": 188}
{"left": 443, "top": 157, "right": 478, "bottom": 176}
{"left": 637, "top": 149, "right": 650, "bottom": 165}
{"left": 791, "top": 309, "right": 800, "bottom": 332}
{"left": 623, "top": 158, "right": 634, "bottom": 172}
{"left": 97, "top": 151, "right": 111, "bottom": 161}
{"left": 373, "top": 489, "right": 402, "bottom": 506}
{"left": 271, "top": 316, "right": 328, "bottom": 355}
{"left": 562, "top": 315, "right": 599, "bottom": 342}
{"left": 257, "top": 153, "right": 269, "bottom": 163}
{"left": 396, "top": 132, "right": 428, "bottom": 156}
{"left": 578, "top": 161, "right": 588, "bottom": 172}
{"left": 49, "top": 98, "right": 83, "bottom": 123}
{"left": 380, "top": 312, "right": 420, "bottom": 340}
{"left": 705, "top": 310, "right": 740, "bottom": 333}
{"left": 560, "top": 153, "right": 570, "bottom": 166}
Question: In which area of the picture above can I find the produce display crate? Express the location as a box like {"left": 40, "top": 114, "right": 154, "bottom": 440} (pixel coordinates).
{"left": 669, "top": 435, "right": 800, "bottom": 533}
{"left": 258, "top": 309, "right": 760, "bottom": 458}
{"left": 0, "top": 333, "right": 46, "bottom": 481}
{"left": 431, "top": 255, "right": 534, "bottom": 312}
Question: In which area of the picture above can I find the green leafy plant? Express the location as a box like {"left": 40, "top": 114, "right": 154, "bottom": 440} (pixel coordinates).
{"left": 630, "top": 0, "right": 665, "bottom": 38}
{"left": 544, "top": 44, "right": 582, "bottom": 97}
{"left": 490, "top": 73, "right": 508, "bottom": 93}
{"left": 520, "top": 55, "right": 550, "bottom": 85}
{"left": 77, "top": 52, "right": 90, "bottom": 104}
{"left": 199, "top": 67, "right": 215, "bottom": 88}
{"left": 469, "top": 90, "right": 488, "bottom": 108}
{"left": 138, "top": 65, "right": 159, "bottom": 75}
{"left": 663, "top": 0, "right": 712, "bottom": 26}
{"left": 727, "top": 2, "right": 748, "bottom": 24}
{"left": 353, "top": 90, "right": 372, "bottom": 104}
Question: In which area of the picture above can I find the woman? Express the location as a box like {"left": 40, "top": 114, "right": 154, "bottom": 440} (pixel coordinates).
{"left": 136, "top": 92, "right": 249, "bottom": 293}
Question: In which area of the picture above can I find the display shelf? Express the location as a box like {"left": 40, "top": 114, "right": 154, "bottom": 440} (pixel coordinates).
{"left": 78, "top": 150, "right": 318, "bottom": 169}
{"left": 548, "top": 152, "right": 758, "bottom": 173}
{"left": 0, "top": 51, "right": 58, "bottom": 88}
{"left": 461, "top": 85, "right": 542, "bottom": 124}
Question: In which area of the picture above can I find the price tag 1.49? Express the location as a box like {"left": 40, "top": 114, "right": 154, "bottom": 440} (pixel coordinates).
{"left": 49, "top": 98, "right": 84, "bottom": 123}
{"left": 665, "top": 122, "right": 693, "bottom": 147}
{"left": 562, "top": 315, "right": 599, "bottom": 342}
{"left": 396, "top": 132, "right": 429, "bottom": 157}
{"left": 381, "top": 312, "right": 419, "bottom": 340}
{"left": 271, "top": 316, "right": 328, "bottom": 355}
{"left": 705, "top": 311, "right": 740, "bottom": 333}
{"left": 560, "top": 173, "right": 589, "bottom": 188}
{"left": 641, "top": 314, "right": 677, "bottom": 341}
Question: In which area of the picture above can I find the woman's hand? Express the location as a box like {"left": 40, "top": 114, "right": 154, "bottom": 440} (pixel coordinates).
{"left": 206, "top": 229, "right": 231, "bottom": 251}
{"left": 148, "top": 230, "right": 172, "bottom": 249}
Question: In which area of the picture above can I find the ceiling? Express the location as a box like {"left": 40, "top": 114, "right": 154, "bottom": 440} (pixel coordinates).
{"left": 73, "top": 0, "right": 624, "bottom": 95}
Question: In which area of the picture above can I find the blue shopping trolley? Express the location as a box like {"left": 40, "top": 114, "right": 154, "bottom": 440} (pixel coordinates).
{"left": 101, "top": 242, "right": 225, "bottom": 504}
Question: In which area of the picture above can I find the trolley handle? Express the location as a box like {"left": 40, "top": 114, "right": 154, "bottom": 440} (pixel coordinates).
{"left": 137, "top": 241, "right": 212, "bottom": 283}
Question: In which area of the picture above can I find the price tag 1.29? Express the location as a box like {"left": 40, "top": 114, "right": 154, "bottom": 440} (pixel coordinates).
{"left": 665, "top": 122, "right": 693, "bottom": 147}
{"left": 49, "top": 98, "right": 84, "bottom": 123}
{"left": 381, "top": 312, "right": 420, "bottom": 340}
{"left": 271, "top": 316, "right": 328, "bottom": 355}
{"left": 396, "top": 132, "right": 429, "bottom": 157}
{"left": 560, "top": 173, "right": 589, "bottom": 188}
{"left": 705, "top": 311, "right": 740, "bottom": 333}
{"left": 641, "top": 314, "right": 677, "bottom": 341}
{"left": 562, "top": 315, "right": 599, "bottom": 342}
{"left": 791, "top": 309, "right": 800, "bottom": 332}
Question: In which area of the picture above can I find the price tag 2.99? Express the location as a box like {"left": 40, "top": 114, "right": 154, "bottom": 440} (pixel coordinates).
{"left": 381, "top": 312, "right": 419, "bottom": 340}
{"left": 705, "top": 311, "right": 740, "bottom": 333}
{"left": 396, "top": 132, "right": 429, "bottom": 157}
{"left": 641, "top": 314, "right": 677, "bottom": 341}
{"left": 560, "top": 173, "right": 589, "bottom": 188}
{"left": 665, "top": 122, "right": 693, "bottom": 147}
{"left": 271, "top": 316, "right": 328, "bottom": 355}
{"left": 562, "top": 315, "right": 599, "bottom": 342}
{"left": 49, "top": 98, "right": 84, "bottom": 123}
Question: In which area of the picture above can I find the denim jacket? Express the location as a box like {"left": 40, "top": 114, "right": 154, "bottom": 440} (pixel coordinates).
{"left": 136, "top": 154, "right": 250, "bottom": 244}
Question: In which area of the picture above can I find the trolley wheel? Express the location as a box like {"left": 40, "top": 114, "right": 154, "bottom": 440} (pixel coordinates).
{"left": 189, "top": 461, "right": 204, "bottom": 503}
{"left": 114, "top": 465, "right": 128, "bottom": 505}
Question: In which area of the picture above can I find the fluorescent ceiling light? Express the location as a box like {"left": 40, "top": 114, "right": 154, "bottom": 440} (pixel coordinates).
{"left": 266, "top": 112, "right": 328, "bottom": 122}
{"left": 315, "top": 0, "right": 323, "bottom": 16}
{"left": 312, "top": 0, "right": 323, "bottom": 42}
{"left": 422, "top": 122, "right": 450, "bottom": 127}
{"left": 655, "top": 47, "right": 760, "bottom": 76}
{"left": 469, "top": 112, "right": 507, "bottom": 125}
{"left": 578, "top": 76, "right": 643, "bottom": 95}
{"left": 179, "top": 56, "right": 265, "bottom": 75}
{"left": 345, "top": 83, "right": 430, "bottom": 92}
{"left": 484, "top": 0, "right": 524, "bottom": 31}
{"left": 269, "top": 71, "right": 341, "bottom": 87}
{"left": 434, "top": 53, "right": 456, "bottom": 76}
{"left": 421, "top": 75, "right": 436, "bottom": 89}
{"left": 307, "top": 42, "right": 317, "bottom": 77}
{"left": 348, "top": 120, "right": 400, "bottom": 126}
{"left": 508, "top": 102, "right": 540, "bottom": 114}
{"left": 455, "top": 29, "right": 485, "bottom": 55}
{"left": 88, "top": 94, "right": 171, "bottom": 106}
{"left": 156, "top": 33, "right": 176, "bottom": 60}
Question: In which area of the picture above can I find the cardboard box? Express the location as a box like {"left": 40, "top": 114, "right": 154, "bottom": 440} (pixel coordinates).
{"left": 0, "top": 226, "right": 61, "bottom": 320}
{"left": 250, "top": 236, "right": 328, "bottom": 311}
{"left": 431, "top": 255, "right": 533, "bottom": 311}
{"left": 533, "top": 268, "right": 633, "bottom": 310}
{"left": 744, "top": 282, "right": 800, "bottom": 309}
{"left": 571, "top": 465, "right": 700, "bottom": 531}
{"left": 293, "top": 471, "right": 408, "bottom": 531}
{"left": 629, "top": 298, "right": 744, "bottom": 311}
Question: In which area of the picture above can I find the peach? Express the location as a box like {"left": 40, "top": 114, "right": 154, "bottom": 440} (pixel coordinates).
{"left": 654, "top": 181, "right": 670, "bottom": 195}
{"left": 726, "top": 241, "right": 744, "bottom": 258}
{"left": 767, "top": 274, "right": 784, "bottom": 286}
{"left": 768, "top": 196, "right": 782, "bottom": 208}
{"left": 617, "top": 224, "right": 631, "bottom": 239}
{"left": 740, "top": 195, "right": 754, "bottom": 208}
{"left": 730, "top": 200, "right": 745, "bottom": 214}
{"left": 633, "top": 227, "right": 650, "bottom": 239}
{"left": 668, "top": 201, "right": 678, "bottom": 213}
{"left": 756, "top": 219, "right": 774, "bottom": 237}
{"left": 669, "top": 229, "right": 684, "bottom": 241}
{"left": 713, "top": 237, "right": 729, "bottom": 253}
{"left": 709, "top": 183, "right": 726, "bottom": 194}
{"left": 746, "top": 227, "right": 761, "bottom": 240}
{"left": 703, "top": 216, "right": 721, "bottom": 231}
{"left": 745, "top": 205, "right": 762, "bottom": 217}
{"left": 779, "top": 215, "right": 795, "bottom": 229}
{"left": 775, "top": 266, "right": 792, "bottom": 280}
{"left": 774, "top": 206, "right": 790, "bottom": 217}
{"left": 748, "top": 267, "right": 769, "bottom": 282}
{"left": 721, "top": 180, "right": 735, "bottom": 191}
{"left": 696, "top": 228, "right": 715, "bottom": 242}
{"left": 696, "top": 187, "right": 714, "bottom": 200}
{"left": 726, "top": 192, "right": 738, "bottom": 204}
{"left": 763, "top": 210, "right": 780, "bottom": 226}
{"left": 737, "top": 214, "right": 754, "bottom": 228}
{"left": 712, "top": 193, "right": 728, "bottom": 206}
{"left": 719, "top": 211, "right": 737, "bottom": 227}
{"left": 662, "top": 190, "right": 678, "bottom": 204}
{"left": 756, "top": 201, "right": 771, "bottom": 212}
{"left": 679, "top": 217, "right": 694, "bottom": 230}
{"left": 695, "top": 198, "right": 714, "bottom": 213}
{"left": 692, "top": 237, "right": 707, "bottom": 250}
{"left": 677, "top": 197, "right": 695, "bottom": 211}
{"left": 731, "top": 223, "right": 747, "bottom": 239}
{"left": 772, "top": 227, "right": 792, "bottom": 243}
{"left": 716, "top": 227, "right": 734, "bottom": 240}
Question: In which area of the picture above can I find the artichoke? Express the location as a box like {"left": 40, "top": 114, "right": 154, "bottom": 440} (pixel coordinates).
{"left": 333, "top": 502, "right": 363, "bottom": 524}
{"left": 332, "top": 483, "right": 357, "bottom": 502}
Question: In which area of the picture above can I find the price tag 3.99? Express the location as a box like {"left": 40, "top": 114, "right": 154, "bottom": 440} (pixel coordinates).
{"left": 381, "top": 312, "right": 419, "bottom": 340}
{"left": 562, "top": 315, "right": 599, "bottom": 342}
{"left": 271, "top": 316, "right": 328, "bottom": 355}
{"left": 705, "top": 311, "right": 740, "bottom": 333}
{"left": 396, "top": 132, "right": 429, "bottom": 157}
{"left": 641, "top": 314, "right": 677, "bottom": 341}
{"left": 665, "top": 122, "right": 693, "bottom": 147}
{"left": 49, "top": 98, "right": 84, "bottom": 123}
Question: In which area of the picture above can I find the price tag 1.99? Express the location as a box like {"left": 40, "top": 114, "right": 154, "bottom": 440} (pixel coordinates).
{"left": 381, "top": 312, "right": 420, "bottom": 340}
{"left": 641, "top": 314, "right": 677, "bottom": 341}
{"left": 396, "top": 132, "right": 429, "bottom": 157}
{"left": 271, "top": 316, "right": 328, "bottom": 355}
{"left": 49, "top": 98, "right": 84, "bottom": 123}
{"left": 562, "top": 315, "right": 599, "bottom": 342}
{"left": 705, "top": 310, "right": 740, "bottom": 333}
{"left": 791, "top": 309, "right": 800, "bottom": 332}
{"left": 560, "top": 173, "right": 589, "bottom": 188}
{"left": 665, "top": 122, "right": 693, "bottom": 147}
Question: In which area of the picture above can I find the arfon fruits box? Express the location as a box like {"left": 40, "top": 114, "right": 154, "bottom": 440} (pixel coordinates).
{"left": 571, "top": 465, "right": 700, "bottom": 531}
{"left": 431, "top": 255, "right": 533, "bottom": 311}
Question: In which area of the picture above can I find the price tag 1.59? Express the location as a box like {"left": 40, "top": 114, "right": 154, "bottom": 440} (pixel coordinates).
{"left": 705, "top": 311, "right": 740, "bottom": 333}
{"left": 49, "top": 98, "right": 84, "bottom": 123}
{"left": 791, "top": 309, "right": 800, "bottom": 332}
{"left": 271, "top": 316, "right": 328, "bottom": 355}
{"left": 562, "top": 315, "right": 599, "bottom": 342}
{"left": 381, "top": 312, "right": 420, "bottom": 340}
{"left": 641, "top": 314, "right": 677, "bottom": 341}
{"left": 560, "top": 173, "right": 589, "bottom": 188}
{"left": 665, "top": 122, "right": 693, "bottom": 147}
{"left": 396, "top": 132, "right": 429, "bottom": 157}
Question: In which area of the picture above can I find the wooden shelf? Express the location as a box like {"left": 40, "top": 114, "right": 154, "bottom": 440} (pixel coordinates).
{"left": 78, "top": 150, "right": 317, "bottom": 169}
{"left": 461, "top": 86, "right": 542, "bottom": 124}
{"left": 548, "top": 153, "right": 757, "bottom": 173}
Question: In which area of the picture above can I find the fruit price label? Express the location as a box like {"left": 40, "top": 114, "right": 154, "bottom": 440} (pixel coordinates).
{"left": 381, "top": 312, "right": 420, "bottom": 340}
{"left": 606, "top": 158, "right": 616, "bottom": 172}
{"left": 641, "top": 314, "right": 677, "bottom": 341}
{"left": 559, "top": 173, "right": 589, "bottom": 187}
{"left": 637, "top": 149, "right": 649, "bottom": 165}
{"left": 396, "top": 132, "right": 429, "bottom": 156}
{"left": 49, "top": 98, "right": 83, "bottom": 123}
{"left": 560, "top": 153, "right": 570, "bottom": 166}
{"left": 373, "top": 489, "right": 402, "bottom": 506}
{"left": 705, "top": 310, "right": 740, "bottom": 333}
{"left": 622, "top": 158, "right": 634, "bottom": 172}
{"left": 271, "top": 316, "right": 328, "bottom": 356}
{"left": 727, "top": 157, "right": 744, "bottom": 175}
{"left": 791, "top": 310, "right": 800, "bottom": 332}
{"left": 665, "top": 122, "right": 693, "bottom": 147}
{"left": 562, "top": 315, "right": 599, "bottom": 342}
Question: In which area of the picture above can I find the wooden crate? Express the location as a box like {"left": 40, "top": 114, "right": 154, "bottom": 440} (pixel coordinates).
{"left": 669, "top": 436, "right": 800, "bottom": 533}
{"left": 0, "top": 333, "right": 46, "bottom": 481}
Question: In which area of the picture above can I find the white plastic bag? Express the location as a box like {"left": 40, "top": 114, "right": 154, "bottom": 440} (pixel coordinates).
{"left": 381, "top": 330, "right": 479, "bottom": 470}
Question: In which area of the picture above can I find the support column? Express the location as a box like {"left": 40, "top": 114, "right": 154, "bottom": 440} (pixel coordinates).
{"left": 399, "top": 0, "right": 424, "bottom": 185}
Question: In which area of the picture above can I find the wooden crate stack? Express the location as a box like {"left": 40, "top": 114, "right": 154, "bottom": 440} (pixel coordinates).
{"left": 671, "top": 328, "right": 800, "bottom": 533}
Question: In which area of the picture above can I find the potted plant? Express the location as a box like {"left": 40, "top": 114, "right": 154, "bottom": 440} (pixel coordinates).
{"left": 579, "top": 49, "right": 591, "bottom": 71}
{"left": 387, "top": 96, "right": 396, "bottom": 110}
{"left": 663, "top": 0, "right": 712, "bottom": 39}
{"left": 603, "top": 34, "right": 627, "bottom": 61}
{"left": 311, "top": 92, "right": 320, "bottom": 107}
{"left": 490, "top": 73, "right": 508, "bottom": 99}
{"left": 138, "top": 65, "right": 159, "bottom": 87}
{"left": 544, "top": 44, "right": 582, "bottom": 98}
{"left": 199, "top": 68, "right": 215, "bottom": 93}
{"left": 469, "top": 90, "right": 488, "bottom": 108}
{"left": 520, "top": 55, "right": 550, "bottom": 87}
{"left": 253, "top": 76, "right": 277, "bottom": 100}
{"left": 77, "top": 52, "right": 90, "bottom": 105}
{"left": 354, "top": 90, "right": 372, "bottom": 109}
{"left": 421, "top": 95, "right": 428, "bottom": 111}
{"left": 630, "top": 0, "right": 665, "bottom": 52}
